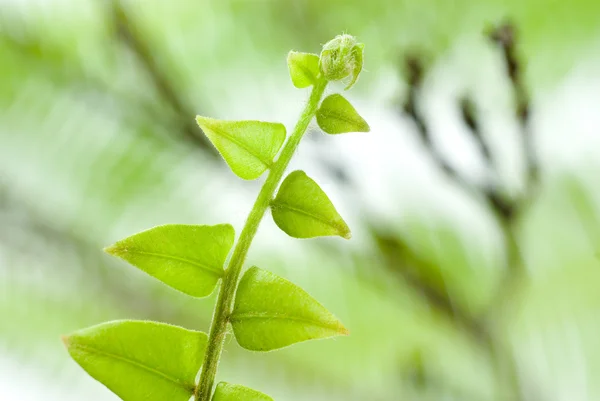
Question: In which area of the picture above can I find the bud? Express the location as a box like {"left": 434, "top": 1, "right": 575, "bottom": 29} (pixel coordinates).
{"left": 319, "top": 34, "right": 364, "bottom": 90}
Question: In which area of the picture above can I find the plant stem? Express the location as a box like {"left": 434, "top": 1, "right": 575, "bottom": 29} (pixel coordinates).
{"left": 194, "top": 77, "right": 328, "bottom": 401}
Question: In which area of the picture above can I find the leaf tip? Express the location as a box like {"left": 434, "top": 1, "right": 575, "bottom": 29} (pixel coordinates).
{"left": 103, "top": 243, "right": 123, "bottom": 257}
{"left": 195, "top": 115, "right": 212, "bottom": 131}
{"left": 61, "top": 334, "right": 71, "bottom": 347}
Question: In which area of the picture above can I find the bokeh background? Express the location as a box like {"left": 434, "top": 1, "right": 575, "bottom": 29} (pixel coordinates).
{"left": 2, "top": 0, "right": 600, "bottom": 400}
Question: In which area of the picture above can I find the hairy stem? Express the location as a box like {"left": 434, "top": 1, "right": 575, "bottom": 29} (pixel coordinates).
{"left": 194, "top": 78, "right": 328, "bottom": 401}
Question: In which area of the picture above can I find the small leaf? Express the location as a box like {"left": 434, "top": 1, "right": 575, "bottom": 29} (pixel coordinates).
{"left": 231, "top": 267, "right": 348, "bottom": 351}
{"left": 345, "top": 42, "right": 364, "bottom": 90}
{"left": 196, "top": 117, "right": 286, "bottom": 180}
{"left": 105, "top": 224, "right": 234, "bottom": 297}
{"left": 271, "top": 170, "right": 351, "bottom": 239}
{"left": 212, "top": 382, "right": 273, "bottom": 401}
{"left": 316, "top": 94, "right": 370, "bottom": 134}
{"left": 63, "top": 320, "right": 207, "bottom": 401}
{"left": 287, "top": 51, "right": 320, "bottom": 88}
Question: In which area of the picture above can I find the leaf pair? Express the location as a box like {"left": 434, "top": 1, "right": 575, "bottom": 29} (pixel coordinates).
{"left": 102, "top": 223, "right": 348, "bottom": 352}
{"left": 288, "top": 51, "right": 369, "bottom": 134}
{"left": 103, "top": 186, "right": 347, "bottom": 301}
{"left": 104, "top": 226, "right": 348, "bottom": 350}
{"left": 196, "top": 94, "right": 368, "bottom": 182}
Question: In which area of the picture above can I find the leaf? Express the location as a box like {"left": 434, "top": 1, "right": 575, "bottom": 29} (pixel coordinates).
{"left": 231, "top": 267, "right": 348, "bottom": 351}
{"left": 316, "top": 94, "right": 370, "bottom": 134}
{"left": 196, "top": 117, "right": 286, "bottom": 180}
{"left": 105, "top": 224, "right": 234, "bottom": 297}
{"left": 212, "top": 382, "right": 273, "bottom": 401}
{"left": 63, "top": 320, "right": 207, "bottom": 401}
{"left": 345, "top": 42, "right": 364, "bottom": 90}
{"left": 270, "top": 170, "right": 351, "bottom": 239}
{"left": 287, "top": 51, "right": 320, "bottom": 88}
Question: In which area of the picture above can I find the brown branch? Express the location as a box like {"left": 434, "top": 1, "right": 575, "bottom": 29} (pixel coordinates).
{"left": 403, "top": 56, "right": 517, "bottom": 221}
{"left": 488, "top": 22, "right": 538, "bottom": 195}
{"left": 403, "top": 55, "right": 467, "bottom": 182}
{"left": 460, "top": 97, "right": 492, "bottom": 163}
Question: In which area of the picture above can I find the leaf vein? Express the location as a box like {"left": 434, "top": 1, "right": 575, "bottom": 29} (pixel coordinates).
{"left": 69, "top": 343, "right": 195, "bottom": 392}
{"left": 123, "top": 249, "right": 223, "bottom": 278}
{"left": 271, "top": 200, "right": 345, "bottom": 233}
{"left": 207, "top": 125, "right": 273, "bottom": 167}
{"left": 230, "top": 312, "right": 342, "bottom": 333}
{"left": 318, "top": 108, "right": 362, "bottom": 126}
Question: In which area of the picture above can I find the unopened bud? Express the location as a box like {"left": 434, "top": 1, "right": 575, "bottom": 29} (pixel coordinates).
{"left": 319, "top": 34, "right": 364, "bottom": 90}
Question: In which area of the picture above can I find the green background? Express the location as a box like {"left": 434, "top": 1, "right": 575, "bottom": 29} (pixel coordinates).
{"left": 2, "top": 0, "right": 600, "bottom": 400}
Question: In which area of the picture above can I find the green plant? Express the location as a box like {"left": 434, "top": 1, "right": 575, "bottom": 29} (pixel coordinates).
{"left": 62, "top": 34, "right": 369, "bottom": 401}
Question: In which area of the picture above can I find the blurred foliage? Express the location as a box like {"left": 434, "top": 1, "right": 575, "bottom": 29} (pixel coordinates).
{"left": 2, "top": 0, "right": 600, "bottom": 400}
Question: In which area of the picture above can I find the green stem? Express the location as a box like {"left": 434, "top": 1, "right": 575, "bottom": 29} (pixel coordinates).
{"left": 194, "top": 77, "right": 328, "bottom": 401}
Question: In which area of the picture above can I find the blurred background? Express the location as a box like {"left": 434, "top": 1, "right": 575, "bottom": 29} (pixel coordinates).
{"left": 2, "top": 0, "right": 600, "bottom": 400}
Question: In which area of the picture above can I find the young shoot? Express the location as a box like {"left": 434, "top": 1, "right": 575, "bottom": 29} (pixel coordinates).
{"left": 63, "top": 33, "right": 369, "bottom": 401}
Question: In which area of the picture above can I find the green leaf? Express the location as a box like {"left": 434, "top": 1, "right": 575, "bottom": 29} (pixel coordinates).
{"left": 196, "top": 117, "right": 286, "bottom": 180}
{"left": 316, "top": 94, "right": 370, "bottom": 134}
{"left": 287, "top": 51, "right": 320, "bottom": 88}
{"left": 231, "top": 267, "right": 349, "bottom": 351}
{"left": 63, "top": 320, "right": 207, "bottom": 401}
{"left": 270, "top": 170, "right": 351, "bottom": 239}
{"left": 212, "top": 382, "right": 274, "bottom": 401}
{"left": 105, "top": 224, "right": 234, "bottom": 297}
{"left": 345, "top": 42, "right": 364, "bottom": 90}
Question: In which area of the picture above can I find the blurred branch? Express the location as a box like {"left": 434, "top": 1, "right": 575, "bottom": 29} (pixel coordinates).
{"left": 0, "top": 12, "right": 214, "bottom": 154}
{"left": 488, "top": 22, "right": 539, "bottom": 197}
{"left": 460, "top": 97, "right": 492, "bottom": 163}
{"left": 1, "top": 5, "right": 215, "bottom": 153}
{"left": 108, "top": 0, "right": 215, "bottom": 154}
{"left": 484, "top": 21, "right": 538, "bottom": 309}
{"left": 373, "top": 227, "right": 526, "bottom": 401}
{"left": 402, "top": 55, "right": 516, "bottom": 221}
{"left": 391, "top": 21, "right": 543, "bottom": 401}
{"left": 403, "top": 55, "right": 458, "bottom": 180}
{"left": 373, "top": 229, "right": 493, "bottom": 348}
